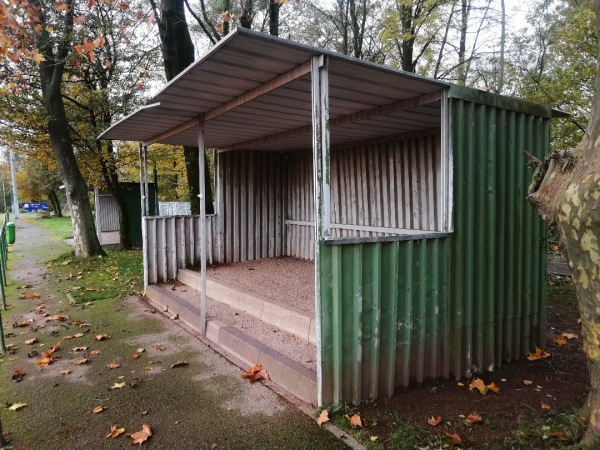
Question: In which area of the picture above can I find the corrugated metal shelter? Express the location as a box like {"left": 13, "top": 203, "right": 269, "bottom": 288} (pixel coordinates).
{"left": 99, "top": 28, "right": 560, "bottom": 405}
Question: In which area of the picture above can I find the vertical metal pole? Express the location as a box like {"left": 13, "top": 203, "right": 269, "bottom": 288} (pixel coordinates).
{"left": 144, "top": 146, "right": 150, "bottom": 216}
{"left": 139, "top": 143, "right": 148, "bottom": 291}
{"left": 311, "top": 54, "right": 330, "bottom": 406}
{"left": 198, "top": 118, "right": 207, "bottom": 335}
{"left": 94, "top": 189, "right": 102, "bottom": 245}
{"left": 1, "top": 176, "right": 7, "bottom": 213}
{"left": 9, "top": 150, "right": 19, "bottom": 226}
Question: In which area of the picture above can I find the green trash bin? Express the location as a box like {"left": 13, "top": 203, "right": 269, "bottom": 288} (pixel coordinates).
{"left": 6, "top": 222, "right": 15, "bottom": 244}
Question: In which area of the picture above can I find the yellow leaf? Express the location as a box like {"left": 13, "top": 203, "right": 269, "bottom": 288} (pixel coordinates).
{"left": 110, "top": 382, "right": 126, "bottom": 390}
{"left": 73, "top": 358, "right": 90, "bottom": 365}
{"left": 469, "top": 378, "right": 488, "bottom": 395}
{"left": 348, "top": 413, "right": 363, "bottom": 428}
{"left": 106, "top": 425, "right": 125, "bottom": 439}
{"left": 107, "top": 362, "right": 120, "bottom": 369}
{"left": 370, "top": 436, "right": 378, "bottom": 442}
{"left": 554, "top": 336, "right": 568, "bottom": 346}
{"left": 316, "top": 409, "right": 329, "bottom": 427}
{"left": 130, "top": 424, "right": 152, "bottom": 445}
{"left": 8, "top": 403, "right": 26, "bottom": 411}
{"left": 527, "top": 347, "right": 550, "bottom": 361}
{"left": 92, "top": 406, "right": 105, "bottom": 414}
{"left": 488, "top": 382, "right": 500, "bottom": 394}
{"left": 90, "top": 350, "right": 101, "bottom": 355}
{"left": 562, "top": 333, "right": 578, "bottom": 340}
{"left": 45, "top": 26, "right": 54, "bottom": 33}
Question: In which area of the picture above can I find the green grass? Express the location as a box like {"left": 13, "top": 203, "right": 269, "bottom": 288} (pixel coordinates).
{"left": 46, "top": 249, "right": 143, "bottom": 302}
{"left": 547, "top": 276, "right": 578, "bottom": 307}
{"left": 29, "top": 215, "right": 74, "bottom": 239}
{"left": 503, "top": 413, "right": 585, "bottom": 449}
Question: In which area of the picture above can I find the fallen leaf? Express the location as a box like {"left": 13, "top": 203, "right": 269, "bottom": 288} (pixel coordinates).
{"left": 427, "top": 416, "right": 442, "bottom": 426}
{"left": 107, "top": 362, "right": 120, "bottom": 369}
{"left": 444, "top": 431, "right": 462, "bottom": 444}
{"left": 48, "top": 315, "right": 69, "bottom": 321}
{"left": 240, "top": 363, "right": 269, "bottom": 383}
{"left": 74, "top": 333, "right": 85, "bottom": 338}
{"left": 541, "top": 402, "right": 552, "bottom": 410}
{"left": 523, "top": 380, "right": 533, "bottom": 385}
{"left": 94, "top": 334, "right": 111, "bottom": 341}
{"left": 488, "top": 382, "right": 500, "bottom": 394}
{"left": 152, "top": 344, "right": 166, "bottom": 351}
{"left": 14, "top": 321, "right": 29, "bottom": 327}
{"left": 110, "top": 382, "right": 126, "bottom": 390}
{"left": 130, "top": 424, "right": 152, "bottom": 445}
{"left": 106, "top": 425, "right": 125, "bottom": 438}
{"left": 317, "top": 409, "right": 329, "bottom": 426}
{"left": 457, "top": 382, "right": 464, "bottom": 387}
{"left": 562, "top": 333, "right": 578, "bottom": 340}
{"left": 464, "top": 413, "right": 483, "bottom": 425}
{"left": 11, "top": 369, "right": 25, "bottom": 382}
{"left": 8, "top": 403, "right": 26, "bottom": 411}
{"left": 61, "top": 370, "right": 72, "bottom": 375}
{"left": 36, "top": 356, "right": 54, "bottom": 367}
{"left": 90, "top": 350, "right": 101, "bottom": 355}
{"left": 554, "top": 336, "right": 568, "bottom": 346}
{"left": 469, "top": 378, "right": 488, "bottom": 395}
{"left": 348, "top": 413, "right": 363, "bottom": 428}
{"left": 136, "top": 348, "right": 145, "bottom": 353}
{"left": 131, "top": 354, "right": 140, "bottom": 360}
{"left": 527, "top": 347, "right": 550, "bottom": 361}
{"left": 170, "top": 361, "right": 188, "bottom": 369}
{"left": 73, "top": 358, "right": 90, "bottom": 365}
{"left": 169, "top": 314, "right": 178, "bottom": 320}
{"left": 93, "top": 406, "right": 105, "bottom": 414}
{"left": 25, "top": 338, "right": 38, "bottom": 345}
{"left": 550, "top": 431, "right": 565, "bottom": 437}
{"left": 72, "top": 346, "right": 89, "bottom": 352}
{"left": 370, "top": 436, "right": 378, "bottom": 442}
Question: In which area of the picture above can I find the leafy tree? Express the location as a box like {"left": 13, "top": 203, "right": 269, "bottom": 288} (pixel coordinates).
{"left": 527, "top": 0, "right": 600, "bottom": 444}
{"left": 19, "top": 156, "right": 63, "bottom": 217}
{"left": 507, "top": 0, "right": 596, "bottom": 152}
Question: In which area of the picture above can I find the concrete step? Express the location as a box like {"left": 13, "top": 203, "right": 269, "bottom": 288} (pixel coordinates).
{"left": 145, "top": 284, "right": 317, "bottom": 405}
{"left": 178, "top": 268, "right": 316, "bottom": 345}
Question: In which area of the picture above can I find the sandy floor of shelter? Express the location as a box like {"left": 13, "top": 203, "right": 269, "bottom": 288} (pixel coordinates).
{"left": 207, "top": 257, "right": 315, "bottom": 314}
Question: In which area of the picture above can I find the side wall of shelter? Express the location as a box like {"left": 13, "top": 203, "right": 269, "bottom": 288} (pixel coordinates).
{"left": 318, "top": 99, "right": 549, "bottom": 404}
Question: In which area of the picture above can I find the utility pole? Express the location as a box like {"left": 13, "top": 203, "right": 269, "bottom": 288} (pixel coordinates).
{"left": 9, "top": 150, "right": 19, "bottom": 225}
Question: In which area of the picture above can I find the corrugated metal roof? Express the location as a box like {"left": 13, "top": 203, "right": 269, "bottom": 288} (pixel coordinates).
{"left": 99, "top": 28, "right": 448, "bottom": 151}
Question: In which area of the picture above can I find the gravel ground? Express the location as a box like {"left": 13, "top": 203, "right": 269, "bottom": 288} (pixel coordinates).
{"left": 207, "top": 257, "right": 315, "bottom": 314}
{"left": 168, "top": 284, "right": 318, "bottom": 372}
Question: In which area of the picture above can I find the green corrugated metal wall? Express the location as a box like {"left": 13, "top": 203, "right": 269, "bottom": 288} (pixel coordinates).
{"left": 318, "top": 93, "right": 550, "bottom": 404}
{"left": 122, "top": 183, "right": 155, "bottom": 247}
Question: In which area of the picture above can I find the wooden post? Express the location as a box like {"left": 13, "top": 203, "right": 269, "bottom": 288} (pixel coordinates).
{"left": 139, "top": 143, "right": 149, "bottom": 291}
{"left": 198, "top": 118, "right": 207, "bottom": 335}
{"left": 312, "top": 54, "right": 330, "bottom": 406}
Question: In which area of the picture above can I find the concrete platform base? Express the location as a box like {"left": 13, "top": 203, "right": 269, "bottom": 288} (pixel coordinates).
{"left": 145, "top": 284, "right": 317, "bottom": 405}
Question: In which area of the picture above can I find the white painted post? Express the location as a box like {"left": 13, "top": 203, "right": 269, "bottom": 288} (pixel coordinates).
{"left": 311, "top": 54, "right": 330, "bottom": 407}
{"left": 139, "top": 143, "right": 148, "bottom": 291}
{"left": 197, "top": 118, "right": 207, "bottom": 335}
{"left": 94, "top": 189, "right": 102, "bottom": 245}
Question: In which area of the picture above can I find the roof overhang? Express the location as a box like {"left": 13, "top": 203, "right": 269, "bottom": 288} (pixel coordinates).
{"left": 99, "top": 28, "right": 450, "bottom": 151}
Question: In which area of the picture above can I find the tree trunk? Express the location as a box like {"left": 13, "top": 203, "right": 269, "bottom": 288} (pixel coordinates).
{"left": 457, "top": 0, "right": 470, "bottom": 85}
{"left": 269, "top": 0, "right": 279, "bottom": 36}
{"left": 400, "top": 2, "right": 415, "bottom": 72}
{"left": 34, "top": 0, "right": 104, "bottom": 258}
{"left": 527, "top": 1, "right": 600, "bottom": 445}
{"left": 497, "top": 0, "right": 506, "bottom": 93}
{"left": 157, "top": 0, "right": 213, "bottom": 215}
{"left": 47, "top": 190, "right": 62, "bottom": 218}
